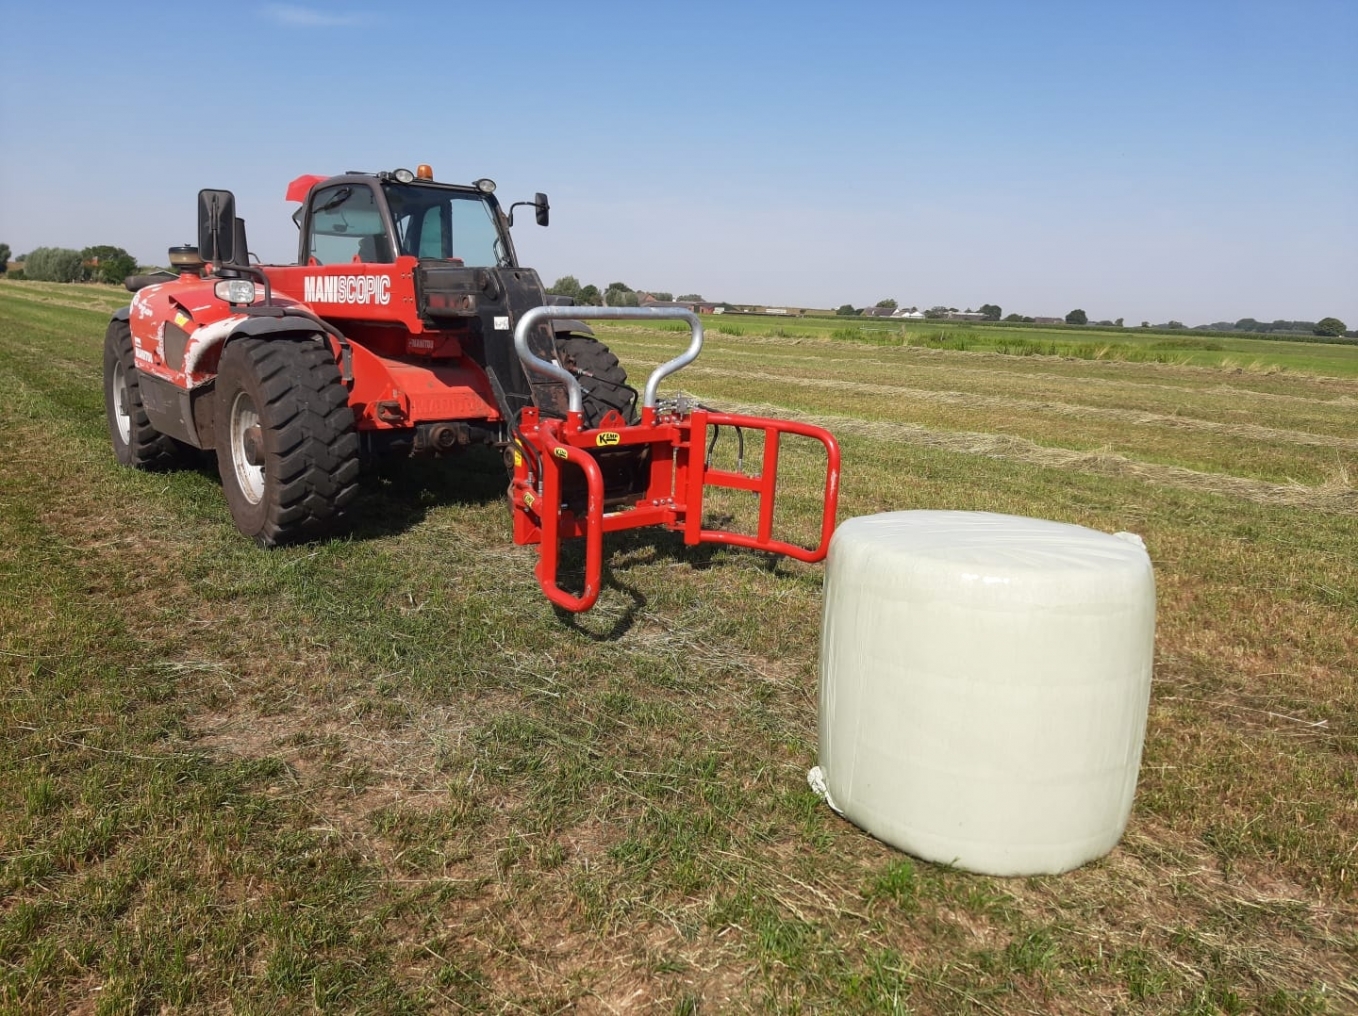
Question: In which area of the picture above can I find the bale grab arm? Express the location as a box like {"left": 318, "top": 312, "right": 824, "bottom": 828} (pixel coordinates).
{"left": 512, "top": 307, "right": 841, "bottom": 612}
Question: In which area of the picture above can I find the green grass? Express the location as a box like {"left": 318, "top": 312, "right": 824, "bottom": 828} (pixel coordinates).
{"left": 2, "top": 281, "right": 1356, "bottom": 1013}
{"left": 690, "top": 312, "right": 1358, "bottom": 377}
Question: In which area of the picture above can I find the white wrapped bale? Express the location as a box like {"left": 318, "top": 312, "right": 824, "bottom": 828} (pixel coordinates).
{"left": 816, "top": 510, "right": 1155, "bottom": 876}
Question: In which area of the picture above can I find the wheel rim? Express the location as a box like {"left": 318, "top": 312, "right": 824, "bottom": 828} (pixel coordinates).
{"left": 228, "top": 391, "right": 266, "bottom": 504}
{"left": 112, "top": 360, "right": 132, "bottom": 444}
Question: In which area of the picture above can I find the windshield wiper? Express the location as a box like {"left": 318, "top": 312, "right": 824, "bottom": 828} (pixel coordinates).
{"left": 317, "top": 187, "right": 352, "bottom": 213}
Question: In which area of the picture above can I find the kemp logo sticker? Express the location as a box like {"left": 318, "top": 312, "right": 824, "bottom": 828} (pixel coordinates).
{"left": 303, "top": 274, "right": 391, "bottom": 306}
{"left": 553, "top": 447, "right": 570, "bottom": 460}
{"left": 595, "top": 432, "right": 621, "bottom": 447}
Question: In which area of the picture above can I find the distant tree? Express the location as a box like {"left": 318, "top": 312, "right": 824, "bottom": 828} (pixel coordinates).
{"left": 104, "top": 254, "right": 138, "bottom": 285}
{"left": 924, "top": 306, "right": 949, "bottom": 319}
{"left": 1166, "top": 320, "right": 1184, "bottom": 329}
{"left": 648, "top": 291, "right": 673, "bottom": 302}
{"left": 548, "top": 275, "right": 582, "bottom": 299}
{"left": 875, "top": 298, "right": 897, "bottom": 309}
{"left": 835, "top": 304, "right": 858, "bottom": 316}
{"left": 979, "top": 303, "right": 1001, "bottom": 321}
{"left": 1003, "top": 313, "right": 1025, "bottom": 322}
{"left": 1114, "top": 317, "right": 1124, "bottom": 327}
{"left": 24, "top": 247, "right": 85, "bottom": 282}
{"left": 676, "top": 293, "right": 704, "bottom": 302}
{"left": 1065, "top": 308, "right": 1088, "bottom": 325}
{"left": 1141, "top": 321, "right": 1150, "bottom": 328}
{"left": 1096, "top": 320, "right": 1114, "bottom": 327}
{"left": 1314, "top": 317, "right": 1347, "bottom": 337}
{"left": 604, "top": 287, "right": 639, "bottom": 307}
{"left": 578, "top": 284, "right": 601, "bottom": 306}
{"left": 0, "top": 242, "right": 9, "bottom": 274}
{"left": 81, "top": 245, "right": 137, "bottom": 285}
{"left": 606, "top": 281, "right": 632, "bottom": 293}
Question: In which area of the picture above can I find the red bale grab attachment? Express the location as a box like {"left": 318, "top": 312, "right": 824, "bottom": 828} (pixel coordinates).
{"left": 510, "top": 307, "right": 840, "bottom": 612}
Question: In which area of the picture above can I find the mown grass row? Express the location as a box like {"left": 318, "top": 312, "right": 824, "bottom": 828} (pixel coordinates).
{"left": 1, "top": 284, "right": 1355, "bottom": 1013}
{"left": 700, "top": 313, "right": 1358, "bottom": 377}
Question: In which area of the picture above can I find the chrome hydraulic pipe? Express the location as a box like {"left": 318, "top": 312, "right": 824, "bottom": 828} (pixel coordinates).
{"left": 513, "top": 305, "right": 704, "bottom": 414}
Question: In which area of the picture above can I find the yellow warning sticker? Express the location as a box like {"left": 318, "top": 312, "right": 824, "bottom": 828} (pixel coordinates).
{"left": 553, "top": 447, "right": 569, "bottom": 460}
{"left": 523, "top": 492, "right": 535, "bottom": 509}
{"left": 595, "top": 432, "right": 621, "bottom": 447}
{"left": 513, "top": 450, "right": 523, "bottom": 467}
{"left": 173, "top": 312, "right": 189, "bottom": 328}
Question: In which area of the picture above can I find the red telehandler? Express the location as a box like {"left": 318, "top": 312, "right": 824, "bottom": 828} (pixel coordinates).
{"left": 105, "top": 166, "right": 839, "bottom": 610}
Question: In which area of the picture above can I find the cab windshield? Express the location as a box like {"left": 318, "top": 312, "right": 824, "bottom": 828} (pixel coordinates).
{"left": 382, "top": 183, "right": 509, "bottom": 267}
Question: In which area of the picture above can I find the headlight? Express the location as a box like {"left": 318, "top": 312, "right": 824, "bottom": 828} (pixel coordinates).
{"left": 473, "top": 178, "right": 496, "bottom": 194}
{"left": 393, "top": 167, "right": 416, "bottom": 184}
{"left": 215, "top": 279, "right": 257, "bottom": 305}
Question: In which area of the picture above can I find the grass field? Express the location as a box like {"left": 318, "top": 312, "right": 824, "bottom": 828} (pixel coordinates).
{"left": 702, "top": 315, "right": 1358, "bottom": 378}
{"left": 2, "top": 279, "right": 1355, "bottom": 1014}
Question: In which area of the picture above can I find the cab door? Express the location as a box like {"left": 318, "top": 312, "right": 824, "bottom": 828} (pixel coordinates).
{"left": 299, "top": 181, "right": 395, "bottom": 266}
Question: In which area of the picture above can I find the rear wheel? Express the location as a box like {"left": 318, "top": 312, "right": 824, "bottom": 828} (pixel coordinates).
{"left": 103, "top": 318, "right": 185, "bottom": 468}
{"left": 555, "top": 334, "right": 638, "bottom": 427}
{"left": 214, "top": 336, "right": 360, "bottom": 546}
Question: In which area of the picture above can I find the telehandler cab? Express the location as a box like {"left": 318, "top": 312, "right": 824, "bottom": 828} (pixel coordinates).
{"left": 105, "top": 166, "right": 839, "bottom": 610}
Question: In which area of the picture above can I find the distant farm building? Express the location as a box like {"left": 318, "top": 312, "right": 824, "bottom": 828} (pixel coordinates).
{"left": 863, "top": 306, "right": 925, "bottom": 319}
{"left": 638, "top": 294, "right": 716, "bottom": 314}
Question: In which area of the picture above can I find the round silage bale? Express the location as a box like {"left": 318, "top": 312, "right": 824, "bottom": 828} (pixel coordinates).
{"left": 816, "top": 510, "right": 1155, "bottom": 876}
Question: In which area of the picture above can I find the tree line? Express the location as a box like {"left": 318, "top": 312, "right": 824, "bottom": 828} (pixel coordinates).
{"left": 546, "top": 276, "right": 705, "bottom": 307}
{"left": 833, "top": 298, "right": 1349, "bottom": 337}
{"left": 0, "top": 244, "right": 140, "bottom": 284}
{"left": 1207, "top": 317, "right": 1348, "bottom": 338}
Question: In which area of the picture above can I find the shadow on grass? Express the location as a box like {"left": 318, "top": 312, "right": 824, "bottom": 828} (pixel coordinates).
{"left": 346, "top": 446, "right": 510, "bottom": 541}
{"left": 549, "top": 522, "right": 793, "bottom": 641}
{"left": 212, "top": 445, "right": 799, "bottom": 637}
{"left": 553, "top": 555, "right": 648, "bottom": 641}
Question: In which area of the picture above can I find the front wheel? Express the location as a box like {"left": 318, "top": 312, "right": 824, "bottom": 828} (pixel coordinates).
{"left": 555, "top": 334, "right": 638, "bottom": 428}
{"left": 214, "top": 336, "right": 360, "bottom": 546}
{"left": 103, "top": 318, "right": 186, "bottom": 469}
{"left": 552, "top": 334, "right": 648, "bottom": 505}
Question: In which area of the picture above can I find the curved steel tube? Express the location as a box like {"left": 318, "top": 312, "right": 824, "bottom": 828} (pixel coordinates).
{"left": 513, "top": 305, "right": 703, "bottom": 413}
{"left": 533, "top": 419, "right": 605, "bottom": 611}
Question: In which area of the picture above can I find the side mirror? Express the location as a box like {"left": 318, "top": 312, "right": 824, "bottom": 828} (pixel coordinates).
{"left": 198, "top": 189, "right": 237, "bottom": 264}
{"left": 535, "top": 192, "right": 550, "bottom": 227}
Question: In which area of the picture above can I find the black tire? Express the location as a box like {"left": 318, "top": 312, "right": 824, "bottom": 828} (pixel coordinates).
{"left": 103, "top": 318, "right": 186, "bottom": 469}
{"left": 555, "top": 334, "right": 638, "bottom": 427}
{"left": 214, "top": 336, "right": 360, "bottom": 547}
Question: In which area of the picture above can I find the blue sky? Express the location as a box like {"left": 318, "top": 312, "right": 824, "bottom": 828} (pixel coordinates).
{"left": 2, "top": 1, "right": 1354, "bottom": 324}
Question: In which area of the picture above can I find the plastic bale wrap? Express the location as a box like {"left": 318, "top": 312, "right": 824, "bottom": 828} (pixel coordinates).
{"left": 814, "top": 510, "right": 1155, "bottom": 876}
